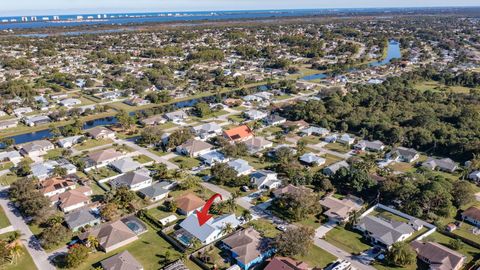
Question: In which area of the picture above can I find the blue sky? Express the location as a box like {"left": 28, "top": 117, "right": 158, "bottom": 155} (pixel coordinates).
{"left": 2, "top": 0, "right": 479, "bottom": 16}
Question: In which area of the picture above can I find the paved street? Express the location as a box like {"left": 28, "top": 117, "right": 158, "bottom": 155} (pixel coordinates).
{"left": 0, "top": 188, "right": 55, "bottom": 270}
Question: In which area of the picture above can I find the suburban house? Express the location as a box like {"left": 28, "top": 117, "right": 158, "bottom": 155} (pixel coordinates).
{"left": 264, "top": 257, "right": 310, "bottom": 270}
{"left": 221, "top": 228, "right": 274, "bottom": 270}
{"left": 228, "top": 159, "right": 254, "bottom": 176}
{"left": 469, "top": 170, "right": 480, "bottom": 182}
{"left": 176, "top": 139, "right": 213, "bottom": 157}
{"left": 86, "top": 127, "right": 116, "bottom": 140}
{"left": 461, "top": 206, "right": 480, "bottom": 226}
{"left": 64, "top": 207, "right": 101, "bottom": 232}
{"left": 138, "top": 181, "right": 174, "bottom": 202}
{"left": 411, "top": 241, "right": 465, "bottom": 270}
{"left": 18, "top": 140, "right": 55, "bottom": 157}
{"left": 101, "top": 251, "right": 143, "bottom": 270}
{"left": 124, "top": 97, "right": 150, "bottom": 106}
{"left": 80, "top": 220, "right": 139, "bottom": 253}
{"left": 249, "top": 170, "right": 281, "bottom": 190}
{"left": 40, "top": 176, "right": 77, "bottom": 197}
{"left": 264, "top": 115, "right": 286, "bottom": 126}
{"left": 109, "top": 157, "right": 143, "bottom": 173}
{"left": 244, "top": 109, "right": 268, "bottom": 120}
{"left": 51, "top": 186, "right": 92, "bottom": 213}
{"left": 337, "top": 134, "right": 355, "bottom": 145}
{"left": 192, "top": 122, "right": 222, "bottom": 140}
{"left": 299, "top": 153, "right": 326, "bottom": 166}
{"left": 299, "top": 126, "right": 330, "bottom": 137}
{"left": 175, "top": 193, "right": 206, "bottom": 216}
{"left": 273, "top": 184, "right": 313, "bottom": 198}
{"left": 323, "top": 161, "right": 350, "bottom": 176}
{"left": 387, "top": 147, "right": 420, "bottom": 163}
{"left": 111, "top": 169, "right": 153, "bottom": 191}
{"left": 57, "top": 135, "right": 84, "bottom": 148}
{"left": 324, "top": 134, "right": 338, "bottom": 143}
{"left": 422, "top": 158, "right": 458, "bottom": 173}
{"left": 0, "top": 119, "right": 18, "bottom": 130}
{"left": 31, "top": 159, "right": 77, "bottom": 180}
{"left": 0, "top": 151, "right": 22, "bottom": 164}
{"left": 23, "top": 115, "right": 51, "bottom": 126}
{"left": 244, "top": 137, "right": 273, "bottom": 154}
{"left": 199, "top": 150, "right": 229, "bottom": 166}
{"left": 86, "top": 149, "right": 124, "bottom": 167}
{"left": 319, "top": 195, "right": 364, "bottom": 223}
{"left": 282, "top": 120, "right": 309, "bottom": 131}
{"left": 354, "top": 215, "right": 415, "bottom": 248}
{"left": 354, "top": 140, "right": 385, "bottom": 152}
{"left": 59, "top": 98, "right": 82, "bottom": 107}
{"left": 141, "top": 115, "right": 166, "bottom": 126}
{"left": 178, "top": 213, "right": 241, "bottom": 245}
{"left": 224, "top": 125, "right": 254, "bottom": 143}
{"left": 164, "top": 110, "right": 188, "bottom": 122}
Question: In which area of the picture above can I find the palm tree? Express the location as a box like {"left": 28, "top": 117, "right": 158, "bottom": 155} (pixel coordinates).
{"left": 220, "top": 222, "right": 235, "bottom": 235}
{"left": 87, "top": 236, "right": 100, "bottom": 250}
{"left": 226, "top": 198, "right": 237, "bottom": 213}
{"left": 9, "top": 244, "right": 23, "bottom": 265}
{"left": 241, "top": 209, "right": 253, "bottom": 222}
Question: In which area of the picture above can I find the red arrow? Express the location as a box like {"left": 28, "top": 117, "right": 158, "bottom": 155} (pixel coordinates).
{"left": 196, "top": 193, "right": 223, "bottom": 226}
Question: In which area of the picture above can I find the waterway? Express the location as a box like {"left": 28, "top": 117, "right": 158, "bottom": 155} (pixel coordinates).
{"left": 3, "top": 86, "right": 261, "bottom": 145}
{"left": 300, "top": 40, "right": 402, "bottom": 81}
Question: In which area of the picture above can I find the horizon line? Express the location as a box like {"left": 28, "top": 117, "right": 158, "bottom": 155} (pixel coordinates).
{"left": 1, "top": 5, "right": 479, "bottom": 17}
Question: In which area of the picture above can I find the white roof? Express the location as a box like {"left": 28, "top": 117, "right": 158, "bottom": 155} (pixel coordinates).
{"left": 180, "top": 213, "right": 240, "bottom": 243}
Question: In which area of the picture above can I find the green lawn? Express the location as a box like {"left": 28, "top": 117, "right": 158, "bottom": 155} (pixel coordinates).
{"left": 227, "top": 114, "right": 246, "bottom": 123}
{"left": 324, "top": 226, "right": 371, "bottom": 254}
{"left": 324, "top": 143, "right": 351, "bottom": 154}
{"left": 133, "top": 154, "right": 154, "bottom": 164}
{"left": 294, "top": 245, "right": 336, "bottom": 269}
{"left": 300, "top": 136, "right": 321, "bottom": 145}
{"left": 241, "top": 155, "right": 275, "bottom": 170}
{"left": 72, "top": 225, "right": 193, "bottom": 270}
{"left": 0, "top": 207, "right": 11, "bottom": 228}
{"left": 414, "top": 80, "right": 475, "bottom": 94}
{"left": 0, "top": 232, "right": 37, "bottom": 270}
{"left": 75, "top": 139, "right": 113, "bottom": 151}
{"left": 370, "top": 209, "right": 409, "bottom": 223}
{"left": 147, "top": 205, "right": 179, "bottom": 221}
{"left": 0, "top": 162, "right": 14, "bottom": 171}
{"left": 87, "top": 167, "right": 119, "bottom": 181}
{"left": 171, "top": 156, "right": 201, "bottom": 170}
{"left": 0, "top": 173, "right": 19, "bottom": 186}
{"left": 191, "top": 110, "right": 229, "bottom": 121}
{"left": 295, "top": 216, "right": 322, "bottom": 229}
{"left": 387, "top": 162, "right": 416, "bottom": 173}
{"left": 322, "top": 154, "right": 344, "bottom": 167}
{"left": 44, "top": 148, "right": 64, "bottom": 160}
{"left": 249, "top": 219, "right": 280, "bottom": 238}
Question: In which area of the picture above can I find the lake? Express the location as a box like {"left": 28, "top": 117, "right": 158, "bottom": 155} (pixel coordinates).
{"left": 300, "top": 40, "right": 402, "bottom": 81}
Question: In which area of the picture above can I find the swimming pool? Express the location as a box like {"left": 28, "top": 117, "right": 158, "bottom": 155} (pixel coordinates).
{"left": 121, "top": 216, "right": 147, "bottom": 234}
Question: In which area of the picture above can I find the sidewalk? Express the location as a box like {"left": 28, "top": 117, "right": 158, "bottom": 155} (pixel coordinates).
{"left": 0, "top": 188, "right": 55, "bottom": 270}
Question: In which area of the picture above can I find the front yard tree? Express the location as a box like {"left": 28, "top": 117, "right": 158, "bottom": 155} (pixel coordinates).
{"left": 117, "top": 110, "right": 136, "bottom": 131}
{"left": 274, "top": 226, "right": 315, "bottom": 256}
{"left": 66, "top": 244, "right": 90, "bottom": 268}
{"left": 386, "top": 242, "right": 417, "bottom": 267}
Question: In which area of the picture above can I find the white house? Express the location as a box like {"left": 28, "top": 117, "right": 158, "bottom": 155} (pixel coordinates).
{"left": 110, "top": 169, "right": 153, "bottom": 191}
{"left": 338, "top": 134, "right": 355, "bottom": 145}
{"left": 249, "top": 170, "right": 281, "bottom": 190}
{"left": 179, "top": 213, "right": 241, "bottom": 245}
{"left": 18, "top": 140, "right": 55, "bottom": 157}
{"left": 57, "top": 135, "right": 84, "bottom": 148}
